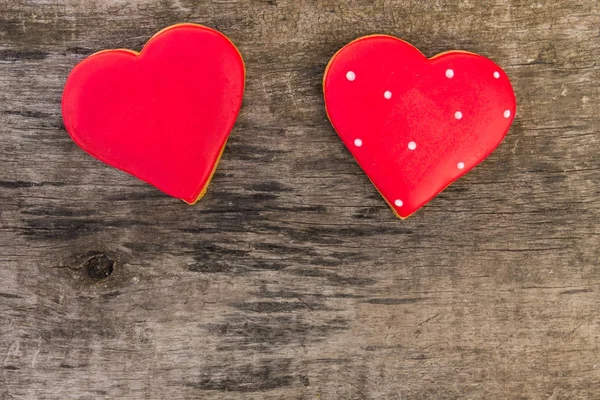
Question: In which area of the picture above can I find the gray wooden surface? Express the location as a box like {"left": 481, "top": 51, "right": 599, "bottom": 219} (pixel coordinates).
{"left": 1, "top": 1, "right": 599, "bottom": 399}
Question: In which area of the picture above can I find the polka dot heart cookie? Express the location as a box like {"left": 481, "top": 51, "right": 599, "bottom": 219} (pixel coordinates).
{"left": 62, "top": 24, "right": 245, "bottom": 204}
{"left": 323, "top": 35, "right": 516, "bottom": 219}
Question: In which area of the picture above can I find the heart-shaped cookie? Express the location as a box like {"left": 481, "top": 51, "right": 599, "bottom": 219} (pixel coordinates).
{"left": 62, "top": 24, "right": 245, "bottom": 203}
{"left": 324, "top": 35, "right": 516, "bottom": 219}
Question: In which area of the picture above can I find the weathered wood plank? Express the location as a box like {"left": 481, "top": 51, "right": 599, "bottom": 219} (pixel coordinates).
{"left": 0, "top": 0, "right": 599, "bottom": 399}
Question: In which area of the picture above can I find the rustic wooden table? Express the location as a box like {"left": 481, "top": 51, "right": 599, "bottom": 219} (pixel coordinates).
{"left": 1, "top": 1, "right": 599, "bottom": 399}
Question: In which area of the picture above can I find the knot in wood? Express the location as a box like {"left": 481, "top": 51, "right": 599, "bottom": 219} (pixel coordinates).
{"left": 84, "top": 254, "right": 114, "bottom": 279}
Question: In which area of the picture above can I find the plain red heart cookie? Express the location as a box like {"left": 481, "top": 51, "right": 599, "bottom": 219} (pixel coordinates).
{"left": 324, "top": 35, "right": 516, "bottom": 219}
{"left": 62, "top": 24, "right": 245, "bottom": 204}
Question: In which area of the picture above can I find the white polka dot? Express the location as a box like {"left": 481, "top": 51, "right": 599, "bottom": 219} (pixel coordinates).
{"left": 354, "top": 138, "right": 363, "bottom": 147}
{"left": 446, "top": 69, "right": 454, "bottom": 78}
{"left": 504, "top": 110, "right": 511, "bottom": 118}
{"left": 395, "top": 199, "right": 403, "bottom": 207}
{"left": 346, "top": 71, "right": 356, "bottom": 81}
{"left": 457, "top": 162, "right": 465, "bottom": 170}
{"left": 494, "top": 71, "right": 501, "bottom": 79}
{"left": 384, "top": 91, "right": 393, "bottom": 99}
{"left": 408, "top": 141, "right": 417, "bottom": 151}
{"left": 455, "top": 111, "right": 463, "bottom": 120}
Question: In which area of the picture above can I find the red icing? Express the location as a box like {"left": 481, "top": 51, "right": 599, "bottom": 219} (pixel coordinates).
{"left": 62, "top": 24, "right": 245, "bottom": 203}
{"left": 324, "top": 35, "right": 516, "bottom": 219}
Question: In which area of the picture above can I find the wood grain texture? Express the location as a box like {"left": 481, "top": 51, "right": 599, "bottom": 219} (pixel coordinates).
{"left": 0, "top": 0, "right": 599, "bottom": 399}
